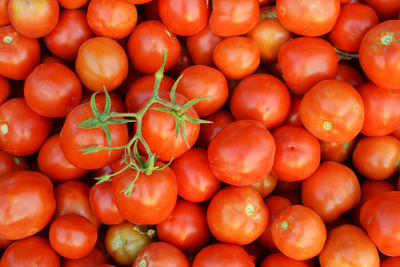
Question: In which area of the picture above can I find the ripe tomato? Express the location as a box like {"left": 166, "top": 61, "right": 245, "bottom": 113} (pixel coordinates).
{"left": 58, "top": 0, "right": 89, "bottom": 9}
{"left": 207, "top": 186, "right": 268, "bottom": 245}
{"left": 209, "top": 0, "right": 259, "bottom": 37}
{"left": 62, "top": 247, "right": 107, "bottom": 267}
{"left": 0, "top": 236, "right": 60, "bottom": 267}
{"left": 213, "top": 36, "right": 260, "bottom": 80}
{"left": 335, "top": 62, "right": 365, "bottom": 88}
{"left": 133, "top": 242, "right": 190, "bottom": 267}
{"left": 44, "top": 9, "right": 94, "bottom": 62}
{"left": 0, "top": 76, "right": 10, "bottom": 105}
{"left": 284, "top": 95, "right": 302, "bottom": 127}
{"left": 0, "top": 0, "right": 9, "bottom": 26}
{"left": 49, "top": 214, "right": 98, "bottom": 260}
{"left": 0, "top": 25, "right": 40, "bottom": 80}
{"left": 276, "top": 0, "right": 340, "bottom": 37}
{"left": 278, "top": 37, "right": 338, "bottom": 95}
{"left": 192, "top": 243, "right": 255, "bottom": 267}
{"left": 381, "top": 257, "right": 400, "bottom": 267}
{"left": 260, "top": 253, "right": 311, "bottom": 267}
{"left": 272, "top": 205, "right": 327, "bottom": 260}
{"left": 300, "top": 79, "right": 364, "bottom": 143}
{"left": 0, "top": 171, "right": 55, "bottom": 240}
{"left": 0, "top": 150, "right": 27, "bottom": 177}
{"left": 319, "top": 139, "right": 357, "bottom": 163}
{"left": 301, "top": 161, "right": 361, "bottom": 223}
{"left": 364, "top": 0, "right": 400, "bottom": 20}
{"left": 208, "top": 120, "right": 276, "bottom": 186}
{"left": 251, "top": 173, "right": 277, "bottom": 198}
{"left": 359, "top": 20, "right": 400, "bottom": 91}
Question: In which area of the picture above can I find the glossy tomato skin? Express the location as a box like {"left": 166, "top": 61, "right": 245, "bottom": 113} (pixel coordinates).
{"left": 278, "top": 37, "right": 338, "bottom": 95}
{"left": 192, "top": 243, "right": 255, "bottom": 267}
{"left": 335, "top": 62, "right": 365, "bottom": 88}
{"left": 57, "top": 0, "right": 89, "bottom": 9}
{"left": 127, "top": 20, "right": 181, "bottom": 74}
{"left": 360, "top": 191, "right": 400, "bottom": 256}
{"left": 300, "top": 79, "right": 364, "bottom": 143}
{"left": 0, "top": 25, "right": 40, "bottom": 80}
{"left": 251, "top": 173, "right": 277, "bottom": 198}
{"left": 0, "top": 236, "right": 60, "bottom": 267}
{"left": 0, "top": 0, "right": 9, "bottom": 26}
{"left": 319, "top": 139, "right": 357, "bottom": 163}
{"left": 359, "top": 20, "right": 400, "bottom": 91}
{"left": 0, "top": 98, "right": 52, "bottom": 156}
{"left": 62, "top": 247, "right": 107, "bottom": 267}
{"left": 208, "top": 120, "right": 276, "bottom": 186}
{"left": 301, "top": 161, "right": 361, "bottom": 223}
{"left": 207, "top": 186, "right": 268, "bottom": 245}
{"left": 276, "top": 0, "right": 340, "bottom": 37}
{"left": 284, "top": 95, "right": 302, "bottom": 127}
{"left": 197, "top": 109, "right": 234, "bottom": 148}
{"left": 0, "top": 150, "right": 27, "bottom": 177}
{"left": 44, "top": 9, "right": 94, "bottom": 62}
{"left": 260, "top": 252, "right": 311, "bottom": 267}
{"left": 112, "top": 166, "right": 177, "bottom": 225}
{"left": 364, "top": 0, "right": 400, "bottom": 20}
{"left": 133, "top": 242, "right": 190, "bottom": 267}
{"left": 0, "top": 171, "right": 55, "bottom": 240}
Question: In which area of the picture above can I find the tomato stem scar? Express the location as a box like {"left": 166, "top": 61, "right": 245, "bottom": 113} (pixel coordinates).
{"left": 0, "top": 124, "right": 8, "bottom": 135}
{"left": 2, "top": 36, "right": 12, "bottom": 44}
{"left": 281, "top": 221, "right": 289, "bottom": 231}
{"left": 246, "top": 205, "right": 255, "bottom": 215}
{"left": 323, "top": 121, "right": 332, "bottom": 130}
{"left": 381, "top": 34, "right": 393, "bottom": 45}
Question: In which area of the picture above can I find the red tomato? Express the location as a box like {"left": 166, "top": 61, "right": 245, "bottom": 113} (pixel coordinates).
{"left": 207, "top": 186, "right": 268, "bottom": 245}
{"left": 133, "top": 242, "right": 190, "bottom": 267}
{"left": 301, "top": 161, "right": 361, "bottom": 223}
{"left": 112, "top": 166, "right": 177, "bottom": 225}
{"left": 251, "top": 173, "right": 277, "bottom": 198}
{"left": 260, "top": 253, "right": 310, "bottom": 267}
{"left": 87, "top": 0, "right": 137, "bottom": 39}
{"left": 213, "top": 36, "right": 260, "bottom": 80}
{"left": 127, "top": 20, "right": 181, "bottom": 74}
{"left": 284, "top": 95, "right": 302, "bottom": 127}
{"left": 0, "top": 0, "right": 9, "bottom": 26}
{"left": 0, "top": 98, "right": 52, "bottom": 156}
{"left": 62, "top": 248, "right": 107, "bottom": 267}
{"left": 176, "top": 65, "right": 228, "bottom": 117}
{"left": 128, "top": 0, "right": 151, "bottom": 3}
{"left": 208, "top": 120, "right": 276, "bottom": 186}
{"left": 319, "top": 139, "right": 357, "bottom": 163}
{"left": 364, "top": 0, "right": 400, "bottom": 20}
{"left": 230, "top": 74, "right": 291, "bottom": 130}
{"left": 300, "top": 79, "right": 364, "bottom": 143}
{"left": 0, "top": 76, "right": 10, "bottom": 104}
{"left": 335, "top": 62, "right": 365, "bottom": 88}
{"left": 44, "top": 9, "right": 94, "bottom": 62}
{"left": 165, "top": 47, "right": 193, "bottom": 78}
{"left": 49, "top": 214, "right": 98, "bottom": 259}
{"left": 276, "top": 0, "right": 340, "bottom": 37}
{"left": 158, "top": 0, "right": 208, "bottom": 36}
{"left": 0, "top": 150, "right": 27, "bottom": 177}
{"left": 75, "top": 37, "right": 128, "bottom": 92}
{"left": 272, "top": 205, "right": 327, "bottom": 260}
{"left": 0, "top": 236, "right": 59, "bottom": 267}
{"left": 0, "top": 25, "right": 40, "bottom": 80}
{"left": 381, "top": 257, "right": 400, "bottom": 267}
{"left": 192, "top": 243, "right": 255, "bottom": 267}
{"left": 197, "top": 109, "right": 234, "bottom": 148}
{"left": 209, "top": 0, "right": 259, "bottom": 37}
{"left": 0, "top": 171, "right": 55, "bottom": 240}
{"left": 171, "top": 147, "right": 221, "bottom": 202}
{"left": 359, "top": 20, "right": 400, "bottom": 91}
{"left": 278, "top": 37, "right": 338, "bottom": 95}
{"left": 392, "top": 125, "right": 400, "bottom": 139}
{"left": 57, "top": 0, "right": 89, "bottom": 9}
{"left": 352, "top": 135, "right": 400, "bottom": 180}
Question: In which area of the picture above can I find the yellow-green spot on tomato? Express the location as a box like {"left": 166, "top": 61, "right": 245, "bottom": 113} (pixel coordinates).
{"left": 115, "top": 239, "right": 125, "bottom": 249}
{"left": 381, "top": 34, "right": 393, "bottom": 45}
{"left": 323, "top": 121, "right": 332, "bottom": 130}
{"left": 2, "top": 36, "right": 12, "bottom": 44}
{"left": 281, "top": 221, "right": 289, "bottom": 231}
{"left": 138, "top": 259, "right": 147, "bottom": 267}
{"left": 13, "top": 157, "right": 20, "bottom": 165}
{"left": 246, "top": 204, "right": 255, "bottom": 216}
{"left": 0, "top": 124, "right": 8, "bottom": 135}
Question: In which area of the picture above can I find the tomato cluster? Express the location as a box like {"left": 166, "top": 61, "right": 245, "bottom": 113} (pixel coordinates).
{"left": 0, "top": 0, "right": 400, "bottom": 266}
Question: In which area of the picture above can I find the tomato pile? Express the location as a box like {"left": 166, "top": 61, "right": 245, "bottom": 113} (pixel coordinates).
{"left": 0, "top": 0, "right": 400, "bottom": 266}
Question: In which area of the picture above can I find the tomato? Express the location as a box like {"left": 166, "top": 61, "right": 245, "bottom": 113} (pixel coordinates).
{"left": 284, "top": 95, "right": 302, "bottom": 127}
{"left": 54, "top": 180, "right": 101, "bottom": 229}
{"left": 166, "top": 47, "right": 193, "bottom": 78}
{"left": 38, "top": 134, "right": 88, "bottom": 182}
{"left": 272, "top": 205, "right": 327, "bottom": 260}
{"left": 158, "top": 0, "right": 208, "bottom": 36}
{"left": 278, "top": 37, "right": 338, "bottom": 95}
{"left": 358, "top": 82, "right": 400, "bottom": 137}
{"left": 300, "top": 79, "right": 364, "bottom": 143}
{"left": 0, "top": 236, "right": 59, "bottom": 267}
{"left": 105, "top": 221, "right": 154, "bottom": 266}
{"left": 58, "top": 0, "right": 89, "bottom": 9}
{"left": 207, "top": 186, "right": 268, "bottom": 245}
{"left": 128, "top": 0, "right": 151, "bottom": 3}
{"left": 392, "top": 125, "right": 400, "bottom": 139}
{"left": 0, "top": 76, "right": 10, "bottom": 105}
{"left": 213, "top": 36, "right": 260, "bottom": 80}
{"left": 0, "top": 98, "right": 52, "bottom": 156}
{"left": 0, "top": 171, "right": 55, "bottom": 240}
{"left": 352, "top": 135, "right": 400, "bottom": 180}
{"left": 0, "top": 25, "right": 40, "bottom": 80}
{"left": 302, "top": 161, "right": 361, "bottom": 223}
{"left": 133, "top": 242, "right": 190, "bottom": 267}
{"left": 62, "top": 248, "right": 107, "bottom": 267}
{"left": 127, "top": 20, "right": 181, "bottom": 74}
{"left": 176, "top": 65, "right": 228, "bottom": 117}
{"left": 364, "top": 0, "right": 400, "bottom": 20}
{"left": 257, "top": 196, "right": 292, "bottom": 251}
{"left": 112, "top": 165, "right": 177, "bottom": 225}
{"left": 247, "top": 6, "right": 291, "bottom": 63}
{"left": 75, "top": 37, "right": 128, "bottom": 92}
{"left": 359, "top": 20, "right": 400, "bottom": 91}
{"left": 192, "top": 243, "right": 255, "bottom": 267}
{"left": 170, "top": 147, "right": 221, "bottom": 202}
{"left": 0, "top": 150, "right": 27, "bottom": 177}
{"left": 186, "top": 24, "right": 223, "bottom": 67}
{"left": 319, "top": 139, "right": 357, "bottom": 163}
{"left": 0, "top": 236, "right": 12, "bottom": 250}
{"left": 272, "top": 125, "right": 320, "bottom": 182}
{"left": 209, "top": 0, "right": 259, "bottom": 37}
{"left": 251, "top": 173, "right": 277, "bottom": 198}
{"left": 335, "top": 62, "right": 365, "bottom": 88}
{"left": 157, "top": 199, "right": 209, "bottom": 253}
{"left": 329, "top": 3, "right": 379, "bottom": 52}
{"left": 0, "top": 0, "right": 9, "bottom": 26}
{"left": 260, "top": 253, "right": 311, "bottom": 267}
{"left": 230, "top": 74, "right": 290, "bottom": 130}
{"left": 276, "top": 0, "right": 340, "bottom": 37}
{"left": 49, "top": 214, "right": 98, "bottom": 259}
{"left": 44, "top": 9, "right": 94, "bottom": 62}
{"left": 360, "top": 191, "right": 400, "bottom": 256}
{"left": 381, "top": 257, "right": 400, "bottom": 267}
{"left": 208, "top": 120, "right": 276, "bottom": 186}
{"left": 59, "top": 99, "right": 128, "bottom": 170}
{"left": 87, "top": 0, "right": 137, "bottom": 39}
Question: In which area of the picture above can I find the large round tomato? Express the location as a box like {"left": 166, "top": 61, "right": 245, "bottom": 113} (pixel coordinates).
{"left": 62, "top": 248, "right": 107, "bottom": 267}
{"left": 0, "top": 0, "right": 9, "bottom": 26}
{"left": 133, "top": 242, "right": 190, "bottom": 267}
{"left": 335, "top": 62, "right": 365, "bottom": 88}
{"left": 319, "top": 139, "right": 357, "bottom": 163}
{"left": 363, "top": 0, "right": 400, "bottom": 20}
